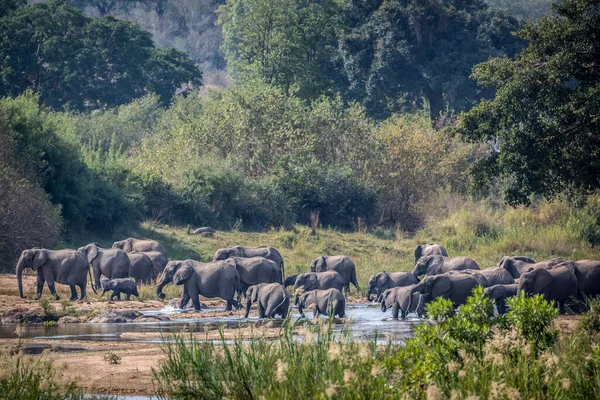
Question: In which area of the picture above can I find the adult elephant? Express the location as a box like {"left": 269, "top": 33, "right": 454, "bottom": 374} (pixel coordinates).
{"left": 244, "top": 283, "right": 289, "bottom": 319}
{"left": 478, "top": 267, "right": 515, "bottom": 286}
{"left": 227, "top": 257, "right": 283, "bottom": 295}
{"left": 310, "top": 255, "right": 360, "bottom": 295}
{"left": 412, "top": 256, "right": 480, "bottom": 277}
{"left": 414, "top": 244, "right": 449, "bottom": 263}
{"left": 366, "top": 271, "right": 419, "bottom": 302}
{"left": 138, "top": 251, "right": 168, "bottom": 280}
{"left": 213, "top": 246, "right": 284, "bottom": 276}
{"left": 112, "top": 238, "right": 168, "bottom": 258}
{"left": 156, "top": 260, "right": 240, "bottom": 311}
{"left": 518, "top": 264, "right": 577, "bottom": 311}
{"left": 16, "top": 248, "right": 94, "bottom": 300}
{"left": 446, "top": 270, "right": 489, "bottom": 287}
{"left": 562, "top": 260, "right": 600, "bottom": 298}
{"left": 78, "top": 244, "right": 130, "bottom": 290}
{"left": 284, "top": 274, "right": 300, "bottom": 288}
{"left": 380, "top": 285, "right": 424, "bottom": 319}
{"left": 407, "top": 273, "right": 482, "bottom": 312}
{"left": 293, "top": 271, "right": 345, "bottom": 293}
{"left": 125, "top": 252, "right": 153, "bottom": 284}
{"left": 497, "top": 256, "right": 565, "bottom": 279}
{"left": 484, "top": 284, "right": 519, "bottom": 314}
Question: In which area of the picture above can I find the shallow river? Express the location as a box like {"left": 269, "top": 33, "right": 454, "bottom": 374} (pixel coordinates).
{"left": 0, "top": 303, "right": 419, "bottom": 346}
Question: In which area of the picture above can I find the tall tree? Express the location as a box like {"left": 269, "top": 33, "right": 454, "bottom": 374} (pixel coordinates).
{"left": 0, "top": 0, "right": 202, "bottom": 111}
{"left": 217, "top": 0, "right": 344, "bottom": 98}
{"left": 458, "top": 0, "right": 600, "bottom": 204}
{"left": 337, "top": 0, "right": 523, "bottom": 122}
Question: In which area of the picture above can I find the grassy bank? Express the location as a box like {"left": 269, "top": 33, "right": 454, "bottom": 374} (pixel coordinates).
{"left": 67, "top": 197, "right": 600, "bottom": 291}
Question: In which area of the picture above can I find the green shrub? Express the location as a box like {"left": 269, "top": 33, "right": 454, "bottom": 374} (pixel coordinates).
{"left": 506, "top": 291, "right": 558, "bottom": 354}
{"left": 579, "top": 297, "right": 600, "bottom": 335}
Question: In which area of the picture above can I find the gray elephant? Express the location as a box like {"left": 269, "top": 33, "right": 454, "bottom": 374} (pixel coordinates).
{"left": 413, "top": 255, "right": 480, "bottom": 277}
{"left": 16, "top": 248, "right": 94, "bottom": 300}
{"left": 213, "top": 246, "right": 284, "bottom": 276}
{"left": 406, "top": 273, "right": 482, "bottom": 312}
{"left": 309, "top": 255, "right": 360, "bottom": 295}
{"left": 78, "top": 243, "right": 130, "bottom": 290}
{"left": 125, "top": 252, "right": 153, "bottom": 284}
{"left": 484, "top": 284, "right": 519, "bottom": 314}
{"left": 478, "top": 267, "right": 515, "bottom": 286}
{"left": 557, "top": 260, "right": 600, "bottom": 298}
{"left": 446, "top": 270, "right": 489, "bottom": 287}
{"left": 380, "top": 285, "right": 424, "bottom": 319}
{"left": 518, "top": 264, "right": 577, "bottom": 311}
{"left": 101, "top": 277, "right": 139, "bottom": 301}
{"left": 227, "top": 257, "right": 283, "bottom": 295}
{"left": 296, "top": 288, "right": 345, "bottom": 318}
{"left": 284, "top": 273, "right": 300, "bottom": 288}
{"left": 366, "top": 271, "right": 419, "bottom": 302}
{"left": 112, "top": 238, "right": 168, "bottom": 258}
{"left": 293, "top": 271, "right": 345, "bottom": 293}
{"left": 134, "top": 251, "right": 168, "bottom": 280}
{"left": 156, "top": 260, "right": 241, "bottom": 311}
{"left": 244, "top": 283, "right": 289, "bottom": 318}
{"left": 497, "top": 256, "right": 565, "bottom": 279}
{"left": 414, "top": 244, "right": 449, "bottom": 263}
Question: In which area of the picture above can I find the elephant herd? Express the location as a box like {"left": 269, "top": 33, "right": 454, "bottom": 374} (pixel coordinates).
{"left": 371, "top": 244, "right": 600, "bottom": 318}
{"left": 16, "top": 238, "right": 599, "bottom": 321}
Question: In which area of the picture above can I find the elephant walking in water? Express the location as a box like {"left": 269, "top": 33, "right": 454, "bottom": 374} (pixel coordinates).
{"left": 380, "top": 285, "right": 424, "bottom": 319}
{"left": 156, "top": 260, "right": 241, "bottom": 311}
{"left": 16, "top": 248, "right": 95, "bottom": 300}
{"left": 366, "top": 271, "right": 419, "bottom": 302}
{"left": 310, "top": 255, "right": 360, "bottom": 295}
{"left": 244, "top": 283, "right": 289, "bottom": 318}
{"left": 297, "top": 288, "right": 345, "bottom": 318}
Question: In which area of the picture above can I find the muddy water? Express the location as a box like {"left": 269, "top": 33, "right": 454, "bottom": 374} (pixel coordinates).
{"left": 0, "top": 303, "right": 419, "bottom": 345}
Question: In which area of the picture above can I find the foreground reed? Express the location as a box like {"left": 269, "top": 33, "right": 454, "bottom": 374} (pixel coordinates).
{"left": 154, "top": 290, "right": 600, "bottom": 400}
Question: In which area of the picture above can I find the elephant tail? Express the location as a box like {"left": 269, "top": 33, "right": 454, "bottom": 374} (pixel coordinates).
{"left": 89, "top": 267, "right": 98, "bottom": 295}
{"left": 281, "top": 261, "right": 285, "bottom": 283}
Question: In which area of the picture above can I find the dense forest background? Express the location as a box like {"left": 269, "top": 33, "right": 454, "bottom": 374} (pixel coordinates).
{"left": 1, "top": 0, "right": 599, "bottom": 271}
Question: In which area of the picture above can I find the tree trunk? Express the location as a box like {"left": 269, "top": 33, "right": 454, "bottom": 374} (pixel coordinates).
{"left": 425, "top": 85, "right": 444, "bottom": 126}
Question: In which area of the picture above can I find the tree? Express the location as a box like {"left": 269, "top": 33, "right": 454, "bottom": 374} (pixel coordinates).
{"left": 337, "top": 0, "right": 523, "bottom": 122}
{"left": 484, "top": 0, "right": 553, "bottom": 20}
{"left": 217, "top": 0, "right": 344, "bottom": 98}
{"left": 457, "top": 0, "right": 600, "bottom": 205}
{"left": 0, "top": 0, "right": 202, "bottom": 111}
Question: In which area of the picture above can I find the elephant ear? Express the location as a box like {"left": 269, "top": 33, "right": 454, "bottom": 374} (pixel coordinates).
{"left": 32, "top": 250, "right": 48, "bottom": 269}
{"left": 307, "top": 274, "right": 318, "bottom": 289}
{"left": 414, "top": 245, "right": 423, "bottom": 261}
{"left": 377, "top": 273, "right": 390, "bottom": 287}
{"left": 87, "top": 245, "right": 99, "bottom": 263}
{"left": 433, "top": 275, "right": 452, "bottom": 296}
{"left": 428, "top": 256, "right": 444, "bottom": 275}
{"left": 533, "top": 269, "right": 553, "bottom": 295}
{"left": 173, "top": 264, "right": 194, "bottom": 285}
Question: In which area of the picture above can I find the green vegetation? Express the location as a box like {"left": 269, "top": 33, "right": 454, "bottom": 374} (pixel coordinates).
{"left": 154, "top": 291, "right": 600, "bottom": 399}
{"left": 0, "top": 0, "right": 201, "bottom": 111}
{"left": 459, "top": 0, "right": 600, "bottom": 205}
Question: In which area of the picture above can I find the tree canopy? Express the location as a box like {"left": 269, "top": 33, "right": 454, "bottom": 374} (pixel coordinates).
{"left": 458, "top": 0, "right": 600, "bottom": 204}
{"left": 0, "top": 0, "right": 201, "bottom": 111}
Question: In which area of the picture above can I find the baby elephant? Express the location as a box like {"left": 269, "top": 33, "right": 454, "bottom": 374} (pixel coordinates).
{"left": 380, "top": 285, "right": 424, "bottom": 319}
{"left": 101, "top": 277, "right": 139, "bottom": 301}
{"left": 244, "top": 283, "right": 289, "bottom": 318}
{"left": 484, "top": 283, "right": 519, "bottom": 314}
{"left": 296, "top": 288, "right": 345, "bottom": 318}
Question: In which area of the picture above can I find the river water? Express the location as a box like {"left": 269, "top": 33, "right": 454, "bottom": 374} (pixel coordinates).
{"left": 0, "top": 303, "right": 419, "bottom": 345}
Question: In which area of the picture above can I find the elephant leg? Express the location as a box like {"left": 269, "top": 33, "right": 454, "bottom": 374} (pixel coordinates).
{"left": 69, "top": 286, "right": 78, "bottom": 301}
{"left": 337, "top": 304, "right": 345, "bottom": 318}
{"left": 180, "top": 289, "right": 191, "bottom": 310}
{"left": 392, "top": 302, "right": 400, "bottom": 319}
{"left": 191, "top": 295, "right": 201, "bottom": 311}
{"left": 78, "top": 284, "right": 86, "bottom": 300}
{"left": 345, "top": 284, "right": 350, "bottom": 296}
{"left": 257, "top": 302, "right": 266, "bottom": 318}
{"left": 126, "top": 293, "right": 131, "bottom": 300}
{"left": 36, "top": 274, "right": 45, "bottom": 300}
{"left": 45, "top": 274, "right": 60, "bottom": 300}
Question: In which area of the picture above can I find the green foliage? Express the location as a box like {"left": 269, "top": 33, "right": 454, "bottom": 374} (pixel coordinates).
{"left": 459, "top": 0, "right": 600, "bottom": 204}
{"left": 0, "top": 0, "right": 201, "bottom": 111}
{"left": 218, "top": 0, "right": 343, "bottom": 98}
{"left": 579, "top": 297, "right": 600, "bottom": 335}
{"left": 506, "top": 291, "right": 558, "bottom": 354}
{"left": 337, "top": 0, "right": 524, "bottom": 121}
{"left": 0, "top": 354, "right": 82, "bottom": 400}
{"left": 485, "top": 0, "right": 553, "bottom": 20}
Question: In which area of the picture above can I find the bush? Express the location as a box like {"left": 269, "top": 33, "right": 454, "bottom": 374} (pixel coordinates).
{"left": 276, "top": 156, "right": 378, "bottom": 229}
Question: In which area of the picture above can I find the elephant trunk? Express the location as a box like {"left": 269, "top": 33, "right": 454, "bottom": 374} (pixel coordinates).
{"left": 244, "top": 299, "right": 252, "bottom": 318}
{"left": 16, "top": 254, "right": 27, "bottom": 299}
{"left": 298, "top": 302, "right": 304, "bottom": 316}
{"left": 406, "top": 286, "right": 419, "bottom": 315}
{"left": 381, "top": 301, "right": 387, "bottom": 312}
{"left": 156, "top": 274, "right": 168, "bottom": 299}
{"left": 366, "top": 286, "right": 376, "bottom": 302}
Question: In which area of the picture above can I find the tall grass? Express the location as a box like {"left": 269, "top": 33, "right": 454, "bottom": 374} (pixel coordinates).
{"left": 154, "top": 292, "right": 600, "bottom": 400}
